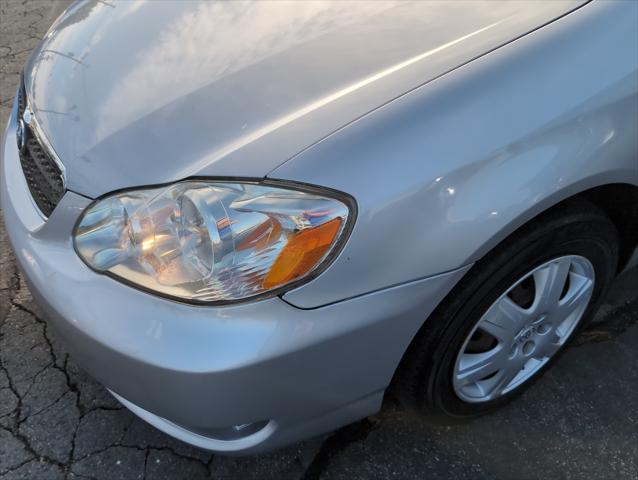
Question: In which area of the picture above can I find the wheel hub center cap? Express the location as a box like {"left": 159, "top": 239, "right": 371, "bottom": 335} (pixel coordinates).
{"left": 452, "top": 254, "right": 596, "bottom": 404}
{"left": 516, "top": 325, "right": 536, "bottom": 343}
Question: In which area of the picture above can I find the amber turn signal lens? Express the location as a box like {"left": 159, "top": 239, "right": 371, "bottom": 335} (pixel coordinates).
{"left": 263, "top": 218, "right": 343, "bottom": 289}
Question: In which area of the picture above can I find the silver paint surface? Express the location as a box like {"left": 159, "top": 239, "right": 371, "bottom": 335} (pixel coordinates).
{"left": 25, "top": 0, "right": 581, "bottom": 197}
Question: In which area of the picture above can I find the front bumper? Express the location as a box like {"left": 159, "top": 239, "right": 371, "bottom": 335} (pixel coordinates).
{"left": 1, "top": 96, "right": 470, "bottom": 454}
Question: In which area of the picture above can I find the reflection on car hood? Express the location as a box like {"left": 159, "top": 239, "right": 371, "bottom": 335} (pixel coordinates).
{"left": 24, "top": 0, "right": 583, "bottom": 198}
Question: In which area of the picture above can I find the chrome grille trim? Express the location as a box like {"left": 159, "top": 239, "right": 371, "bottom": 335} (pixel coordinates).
{"left": 17, "top": 81, "right": 66, "bottom": 217}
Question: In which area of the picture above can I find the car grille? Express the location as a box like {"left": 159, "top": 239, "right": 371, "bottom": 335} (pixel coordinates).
{"left": 17, "top": 83, "right": 65, "bottom": 217}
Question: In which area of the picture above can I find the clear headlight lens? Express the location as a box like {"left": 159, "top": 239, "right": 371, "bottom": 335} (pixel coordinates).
{"left": 74, "top": 181, "right": 352, "bottom": 303}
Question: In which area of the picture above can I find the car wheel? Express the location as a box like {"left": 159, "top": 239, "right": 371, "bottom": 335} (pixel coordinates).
{"left": 393, "top": 199, "right": 619, "bottom": 420}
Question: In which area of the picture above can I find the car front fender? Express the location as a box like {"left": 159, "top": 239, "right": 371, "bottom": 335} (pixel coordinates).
{"left": 271, "top": 0, "right": 638, "bottom": 309}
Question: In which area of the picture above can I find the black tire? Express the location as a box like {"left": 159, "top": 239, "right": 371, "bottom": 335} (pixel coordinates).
{"left": 392, "top": 199, "right": 619, "bottom": 421}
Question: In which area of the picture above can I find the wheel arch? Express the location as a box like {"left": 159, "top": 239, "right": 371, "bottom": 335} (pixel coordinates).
{"left": 577, "top": 183, "right": 638, "bottom": 272}
{"left": 390, "top": 181, "right": 627, "bottom": 408}
{"left": 467, "top": 181, "right": 638, "bottom": 275}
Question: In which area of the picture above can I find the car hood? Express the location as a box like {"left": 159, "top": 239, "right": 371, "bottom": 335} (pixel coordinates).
{"left": 24, "top": 0, "right": 583, "bottom": 198}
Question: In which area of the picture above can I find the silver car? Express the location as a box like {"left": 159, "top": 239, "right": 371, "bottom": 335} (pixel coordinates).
{"left": 1, "top": 0, "right": 637, "bottom": 454}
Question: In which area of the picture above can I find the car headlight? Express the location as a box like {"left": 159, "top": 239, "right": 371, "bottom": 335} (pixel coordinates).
{"left": 74, "top": 180, "right": 353, "bottom": 304}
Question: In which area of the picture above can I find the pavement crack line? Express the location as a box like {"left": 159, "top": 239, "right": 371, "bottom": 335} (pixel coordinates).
{"left": 576, "top": 298, "right": 638, "bottom": 346}
{"left": 301, "top": 417, "right": 381, "bottom": 480}
{"left": 142, "top": 447, "right": 150, "bottom": 480}
{"left": 0, "top": 452, "right": 33, "bottom": 476}
{"left": 3, "top": 301, "right": 82, "bottom": 475}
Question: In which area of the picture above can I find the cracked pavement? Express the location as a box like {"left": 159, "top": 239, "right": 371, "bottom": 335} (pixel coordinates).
{"left": 1, "top": 1, "right": 637, "bottom": 479}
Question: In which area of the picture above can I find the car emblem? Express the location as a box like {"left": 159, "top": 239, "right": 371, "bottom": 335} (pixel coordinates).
{"left": 16, "top": 119, "right": 25, "bottom": 152}
{"left": 23, "top": 109, "right": 33, "bottom": 125}
{"left": 16, "top": 109, "right": 32, "bottom": 153}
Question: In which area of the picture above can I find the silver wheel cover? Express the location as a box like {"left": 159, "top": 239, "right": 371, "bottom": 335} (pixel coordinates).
{"left": 453, "top": 255, "right": 595, "bottom": 403}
